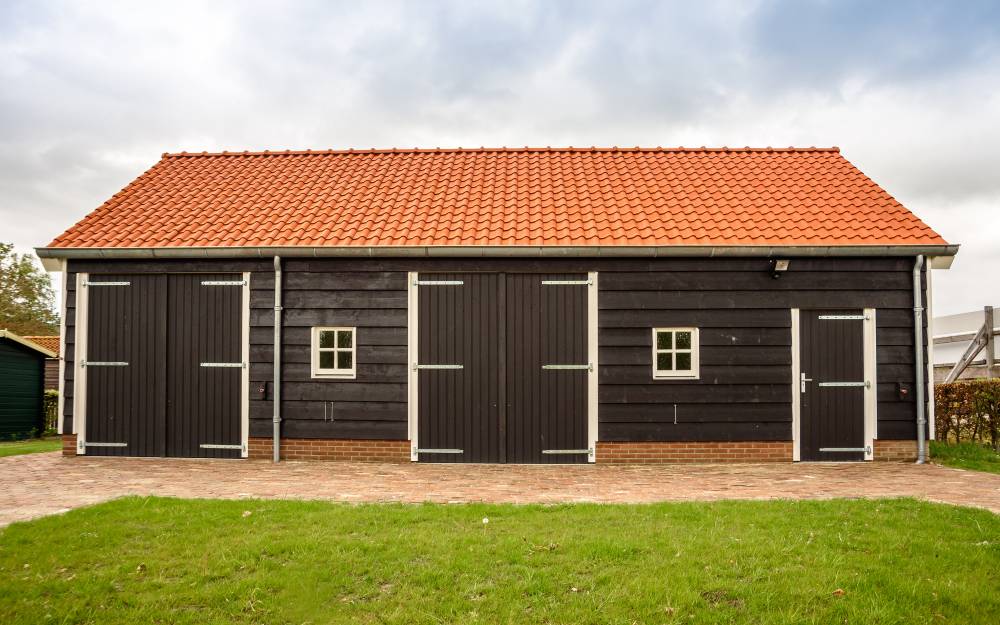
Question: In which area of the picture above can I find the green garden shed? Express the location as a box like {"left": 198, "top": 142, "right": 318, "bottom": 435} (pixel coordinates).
{"left": 0, "top": 330, "right": 56, "bottom": 439}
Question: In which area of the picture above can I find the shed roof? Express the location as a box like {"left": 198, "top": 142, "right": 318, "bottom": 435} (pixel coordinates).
{"left": 38, "top": 147, "right": 953, "bottom": 259}
{"left": 22, "top": 336, "right": 60, "bottom": 356}
{"left": 0, "top": 330, "right": 58, "bottom": 358}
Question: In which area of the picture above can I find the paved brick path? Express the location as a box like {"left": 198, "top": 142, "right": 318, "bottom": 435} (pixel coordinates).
{"left": 2, "top": 452, "right": 999, "bottom": 527}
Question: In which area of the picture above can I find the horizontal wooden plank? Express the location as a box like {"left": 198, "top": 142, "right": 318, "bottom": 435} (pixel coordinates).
{"left": 600, "top": 327, "right": 791, "bottom": 347}
{"left": 600, "top": 364, "right": 790, "bottom": 385}
{"left": 250, "top": 344, "right": 406, "bottom": 365}
{"left": 876, "top": 401, "right": 916, "bottom": 421}
{"left": 599, "top": 421, "right": 791, "bottom": 442}
{"left": 599, "top": 402, "right": 791, "bottom": 423}
{"left": 876, "top": 327, "right": 916, "bottom": 346}
{"left": 251, "top": 308, "right": 406, "bottom": 327}
{"left": 602, "top": 271, "right": 911, "bottom": 291}
{"left": 250, "top": 326, "right": 406, "bottom": 347}
{"left": 601, "top": 309, "right": 792, "bottom": 329}
{"left": 600, "top": 290, "right": 913, "bottom": 310}
{"left": 600, "top": 346, "right": 791, "bottom": 366}
{"left": 280, "top": 382, "right": 406, "bottom": 402}
{"left": 249, "top": 417, "right": 407, "bottom": 440}
{"left": 600, "top": 384, "right": 790, "bottom": 403}
{"left": 69, "top": 259, "right": 268, "bottom": 273}
{"left": 252, "top": 400, "right": 405, "bottom": 422}
{"left": 251, "top": 362, "right": 407, "bottom": 383}
{"left": 253, "top": 271, "right": 407, "bottom": 291}
{"left": 877, "top": 346, "right": 915, "bottom": 365}
{"left": 876, "top": 421, "right": 917, "bottom": 440}
{"left": 251, "top": 290, "right": 407, "bottom": 309}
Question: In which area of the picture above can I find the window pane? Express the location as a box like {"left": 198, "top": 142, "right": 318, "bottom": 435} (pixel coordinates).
{"left": 319, "top": 351, "right": 335, "bottom": 369}
{"left": 337, "top": 330, "right": 353, "bottom": 348}
{"left": 319, "top": 331, "right": 336, "bottom": 348}
{"left": 676, "top": 332, "right": 692, "bottom": 349}
{"left": 656, "top": 331, "right": 672, "bottom": 349}
{"left": 676, "top": 352, "right": 692, "bottom": 371}
{"left": 337, "top": 351, "right": 353, "bottom": 370}
{"left": 656, "top": 353, "right": 672, "bottom": 371}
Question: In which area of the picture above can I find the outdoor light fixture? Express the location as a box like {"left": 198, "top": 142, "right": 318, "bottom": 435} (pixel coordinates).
{"left": 769, "top": 259, "right": 790, "bottom": 279}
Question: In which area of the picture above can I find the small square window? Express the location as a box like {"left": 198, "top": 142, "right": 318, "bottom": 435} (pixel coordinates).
{"left": 652, "top": 328, "right": 699, "bottom": 379}
{"left": 312, "top": 327, "right": 357, "bottom": 379}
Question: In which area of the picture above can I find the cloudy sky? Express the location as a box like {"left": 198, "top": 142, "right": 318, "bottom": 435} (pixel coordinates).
{"left": 2, "top": 0, "right": 998, "bottom": 315}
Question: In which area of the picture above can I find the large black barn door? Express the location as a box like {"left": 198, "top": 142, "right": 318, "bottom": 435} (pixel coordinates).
{"left": 417, "top": 273, "right": 504, "bottom": 463}
{"left": 165, "top": 274, "right": 243, "bottom": 459}
{"left": 800, "top": 309, "right": 866, "bottom": 461}
{"left": 506, "top": 274, "right": 589, "bottom": 464}
{"left": 416, "top": 272, "right": 590, "bottom": 464}
{"left": 83, "top": 273, "right": 242, "bottom": 458}
{"left": 83, "top": 274, "right": 166, "bottom": 457}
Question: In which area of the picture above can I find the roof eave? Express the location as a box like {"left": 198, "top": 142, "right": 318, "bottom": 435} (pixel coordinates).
{"left": 0, "top": 330, "right": 58, "bottom": 358}
{"left": 36, "top": 243, "right": 960, "bottom": 269}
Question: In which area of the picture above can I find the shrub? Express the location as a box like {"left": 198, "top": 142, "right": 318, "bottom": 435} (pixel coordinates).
{"left": 935, "top": 379, "right": 1000, "bottom": 448}
{"left": 43, "top": 390, "right": 59, "bottom": 435}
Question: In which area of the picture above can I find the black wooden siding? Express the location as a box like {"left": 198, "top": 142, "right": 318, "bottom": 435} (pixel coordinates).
{"left": 62, "top": 257, "right": 929, "bottom": 445}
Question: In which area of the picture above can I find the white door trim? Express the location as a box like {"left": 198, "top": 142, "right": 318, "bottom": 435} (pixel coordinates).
{"left": 56, "top": 260, "right": 68, "bottom": 435}
{"left": 72, "top": 272, "right": 89, "bottom": 453}
{"left": 240, "top": 272, "right": 251, "bottom": 457}
{"left": 790, "top": 308, "right": 800, "bottom": 461}
{"left": 863, "top": 308, "right": 877, "bottom": 460}
{"left": 925, "top": 264, "right": 936, "bottom": 440}
{"left": 407, "top": 271, "right": 419, "bottom": 461}
{"left": 587, "top": 271, "right": 598, "bottom": 462}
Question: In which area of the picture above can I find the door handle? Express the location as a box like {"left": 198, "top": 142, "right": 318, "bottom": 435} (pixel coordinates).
{"left": 800, "top": 372, "right": 813, "bottom": 393}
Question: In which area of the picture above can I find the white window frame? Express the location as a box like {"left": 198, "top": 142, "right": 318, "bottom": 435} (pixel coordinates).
{"left": 652, "top": 327, "right": 700, "bottom": 380}
{"left": 311, "top": 327, "right": 357, "bottom": 379}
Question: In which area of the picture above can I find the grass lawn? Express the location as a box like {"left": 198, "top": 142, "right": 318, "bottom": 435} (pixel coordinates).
{"left": 0, "top": 437, "right": 61, "bottom": 458}
{"left": 0, "top": 498, "right": 997, "bottom": 624}
{"left": 931, "top": 440, "right": 1000, "bottom": 474}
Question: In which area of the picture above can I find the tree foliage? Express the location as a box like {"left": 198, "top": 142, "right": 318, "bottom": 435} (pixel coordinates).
{"left": 0, "top": 243, "right": 59, "bottom": 335}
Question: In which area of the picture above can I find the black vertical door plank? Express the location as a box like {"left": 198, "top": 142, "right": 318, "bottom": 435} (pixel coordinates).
{"left": 497, "top": 273, "right": 507, "bottom": 463}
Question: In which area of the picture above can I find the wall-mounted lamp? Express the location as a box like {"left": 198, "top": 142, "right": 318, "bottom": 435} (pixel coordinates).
{"left": 769, "top": 259, "right": 790, "bottom": 279}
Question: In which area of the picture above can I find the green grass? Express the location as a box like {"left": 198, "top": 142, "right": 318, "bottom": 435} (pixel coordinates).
{"left": 0, "top": 498, "right": 997, "bottom": 624}
{"left": 0, "top": 437, "right": 60, "bottom": 458}
{"left": 931, "top": 440, "right": 1000, "bottom": 474}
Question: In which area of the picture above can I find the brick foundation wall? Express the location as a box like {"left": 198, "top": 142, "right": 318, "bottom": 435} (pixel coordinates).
{"left": 248, "top": 437, "right": 410, "bottom": 462}
{"left": 61, "top": 434, "right": 77, "bottom": 456}
{"left": 596, "top": 441, "right": 793, "bottom": 463}
{"left": 873, "top": 439, "right": 919, "bottom": 462}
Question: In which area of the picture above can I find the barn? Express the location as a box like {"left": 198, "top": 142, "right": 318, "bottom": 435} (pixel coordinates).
{"left": 36, "top": 147, "right": 957, "bottom": 464}
{"left": 0, "top": 330, "right": 56, "bottom": 439}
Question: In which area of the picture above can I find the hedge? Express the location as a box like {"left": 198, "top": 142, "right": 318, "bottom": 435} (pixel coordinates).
{"left": 935, "top": 379, "right": 1000, "bottom": 448}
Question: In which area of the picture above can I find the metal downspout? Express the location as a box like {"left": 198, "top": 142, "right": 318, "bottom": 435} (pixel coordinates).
{"left": 273, "top": 256, "right": 283, "bottom": 463}
{"left": 913, "top": 255, "right": 927, "bottom": 464}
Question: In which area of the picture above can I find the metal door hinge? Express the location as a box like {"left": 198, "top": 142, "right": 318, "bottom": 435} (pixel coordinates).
{"left": 201, "top": 280, "right": 247, "bottom": 286}
{"left": 81, "top": 361, "right": 129, "bottom": 367}
{"left": 818, "top": 381, "right": 869, "bottom": 388}
{"left": 818, "top": 314, "right": 869, "bottom": 321}
{"left": 200, "top": 362, "right": 246, "bottom": 368}
{"left": 199, "top": 443, "right": 243, "bottom": 450}
{"left": 541, "top": 449, "right": 590, "bottom": 455}
{"left": 542, "top": 363, "right": 593, "bottom": 371}
{"left": 84, "top": 441, "right": 128, "bottom": 447}
{"left": 413, "top": 364, "right": 464, "bottom": 370}
{"left": 414, "top": 279, "right": 464, "bottom": 286}
{"left": 819, "top": 447, "right": 866, "bottom": 453}
{"left": 83, "top": 281, "right": 130, "bottom": 287}
{"left": 541, "top": 279, "right": 592, "bottom": 286}
{"left": 415, "top": 448, "right": 464, "bottom": 454}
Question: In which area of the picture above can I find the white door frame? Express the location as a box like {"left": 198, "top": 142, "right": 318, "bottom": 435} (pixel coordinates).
{"left": 240, "top": 272, "right": 251, "bottom": 457}
{"left": 791, "top": 307, "right": 877, "bottom": 461}
{"left": 72, "top": 272, "right": 89, "bottom": 454}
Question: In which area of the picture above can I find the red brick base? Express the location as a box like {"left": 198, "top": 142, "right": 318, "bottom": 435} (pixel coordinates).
{"left": 248, "top": 437, "right": 410, "bottom": 462}
{"left": 61, "top": 434, "right": 77, "bottom": 456}
{"left": 596, "top": 441, "right": 793, "bottom": 463}
{"left": 873, "top": 439, "right": 919, "bottom": 462}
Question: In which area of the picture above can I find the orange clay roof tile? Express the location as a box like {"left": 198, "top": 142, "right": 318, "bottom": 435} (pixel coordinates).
{"left": 45, "top": 147, "right": 946, "bottom": 249}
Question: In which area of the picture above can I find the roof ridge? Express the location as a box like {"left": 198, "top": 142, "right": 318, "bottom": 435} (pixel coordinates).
{"left": 161, "top": 146, "right": 841, "bottom": 158}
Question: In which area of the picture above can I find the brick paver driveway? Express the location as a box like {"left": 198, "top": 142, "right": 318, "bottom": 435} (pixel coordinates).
{"left": 2, "top": 453, "right": 999, "bottom": 526}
